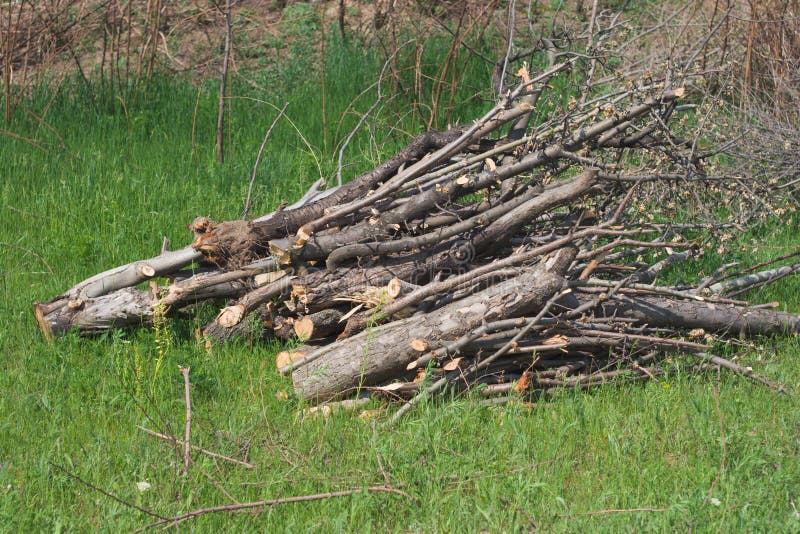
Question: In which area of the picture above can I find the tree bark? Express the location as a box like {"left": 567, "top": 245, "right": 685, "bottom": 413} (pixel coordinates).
{"left": 35, "top": 270, "right": 258, "bottom": 338}
{"left": 290, "top": 248, "right": 575, "bottom": 402}
{"left": 192, "top": 127, "right": 467, "bottom": 267}
{"left": 294, "top": 309, "right": 346, "bottom": 341}
{"left": 593, "top": 295, "right": 800, "bottom": 336}
{"left": 289, "top": 249, "right": 450, "bottom": 314}
{"left": 35, "top": 287, "right": 156, "bottom": 337}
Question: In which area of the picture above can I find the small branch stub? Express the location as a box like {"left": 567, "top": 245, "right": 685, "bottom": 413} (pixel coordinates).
{"left": 387, "top": 277, "right": 403, "bottom": 299}
{"left": 410, "top": 338, "right": 429, "bottom": 352}
{"left": 295, "top": 226, "right": 312, "bottom": 247}
{"left": 254, "top": 270, "right": 287, "bottom": 287}
{"left": 137, "top": 263, "right": 156, "bottom": 278}
{"left": 442, "top": 358, "right": 463, "bottom": 371}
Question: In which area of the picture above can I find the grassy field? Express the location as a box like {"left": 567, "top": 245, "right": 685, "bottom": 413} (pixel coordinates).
{"left": 2, "top": 34, "right": 800, "bottom": 532}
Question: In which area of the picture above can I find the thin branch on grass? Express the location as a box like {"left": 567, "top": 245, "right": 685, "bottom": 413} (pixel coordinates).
{"left": 136, "top": 426, "right": 255, "bottom": 468}
{"left": 0, "top": 242, "right": 53, "bottom": 273}
{"left": 180, "top": 366, "right": 192, "bottom": 477}
{"left": 694, "top": 352, "right": 790, "bottom": 394}
{"left": 495, "top": 0, "right": 516, "bottom": 97}
{"left": 702, "top": 383, "right": 727, "bottom": 508}
{"left": 338, "top": 0, "right": 346, "bottom": 41}
{"left": 48, "top": 462, "right": 166, "bottom": 520}
{"left": 0, "top": 128, "right": 50, "bottom": 152}
{"left": 566, "top": 507, "right": 666, "bottom": 516}
{"left": 336, "top": 40, "right": 408, "bottom": 188}
{"left": 135, "top": 486, "right": 411, "bottom": 531}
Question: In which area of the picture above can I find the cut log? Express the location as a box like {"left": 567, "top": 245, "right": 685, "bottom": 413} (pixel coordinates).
{"left": 63, "top": 247, "right": 202, "bottom": 300}
{"left": 192, "top": 127, "right": 468, "bottom": 267}
{"left": 289, "top": 250, "right": 450, "bottom": 313}
{"left": 386, "top": 277, "right": 418, "bottom": 299}
{"left": 203, "top": 311, "right": 266, "bottom": 343}
{"left": 34, "top": 273, "right": 260, "bottom": 338}
{"left": 213, "top": 276, "right": 292, "bottom": 328}
{"left": 33, "top": 194, "right": 299, "bottom": 339}
{"left": 294, "top": 309, "right": 345, "bottom": 341}
{"left": 290, "top": 247, "right": 575, "bottom": 401}
{"left": 410, "top": 338, "right": 429, "bottom": 352}
{"left": 322, "top": 169, "right": 598, "bottom": 270}
{"left": 34, "top": 288, "right": 155, "bottom": 337}
{"left": 275, "top": 153, "right": 546, "bottom": 264}
{"left": 593, "top": 295, "right": 800, "bottom": 336}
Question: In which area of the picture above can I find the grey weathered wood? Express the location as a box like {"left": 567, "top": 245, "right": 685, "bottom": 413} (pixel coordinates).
{"left": 290, "top": 251, "right": 448, "bottom": 314}
{"left": 709, "top": 263, "right": 800, "bottom": 295}
{"left": 192, "top": 127, "right": 468, "bottom": 267}
{"left": 34, "top": 269, "right": 260, "bottom": 338}
{"left": 294, "top": 309, "right": 346, "bottom": 341}
{"left": 291, "top": 249, "right": 574, "bottom": 402}
{"left": 594, "top": 295, "right": 800, "bottom": 336}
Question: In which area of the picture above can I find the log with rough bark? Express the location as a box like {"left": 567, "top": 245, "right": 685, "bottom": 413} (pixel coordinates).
{"left": 289, "top": 247, "right": 575, "bottom": 401}
{"left": 294, "top": 309, "right": 346, "bottom": 341}
{"left": 34, "top": 261, "right": 276, "bottom": 338}
{"left": 192, "top": 126, "right": 469, "bottom": 268}
{"left": 33, "top": 183, "right": 327, "bottom": 338}
{"left": 592, "top": 295, "right": 800, "bottom": 336}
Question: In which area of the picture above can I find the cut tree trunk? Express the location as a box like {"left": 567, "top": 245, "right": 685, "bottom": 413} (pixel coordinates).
{"left": 192, "top": 127, "right": 468, "bottom": 267}
{"left": 290, "top": 247, "right": 576, "bottom": 401}
{"left": 35, "top": 267, "right": 265, "bottom": 338}
{"left": 289, "top": 249, "right": 450, "bottom": 314}
{"left": 294, "top": 309, "right": 346, "bottom": 341}
{"left": 34, "top": 288, "right": 157, "bottom": 336}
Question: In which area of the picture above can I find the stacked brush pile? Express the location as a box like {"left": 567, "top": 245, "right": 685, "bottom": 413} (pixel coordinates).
{"left": 35, "top": 61, "right": 797, "bottom": 416}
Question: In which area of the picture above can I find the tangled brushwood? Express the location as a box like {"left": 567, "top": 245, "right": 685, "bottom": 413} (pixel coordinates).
{"left": 35, "top": 60, "right": 797, "bottom": 417}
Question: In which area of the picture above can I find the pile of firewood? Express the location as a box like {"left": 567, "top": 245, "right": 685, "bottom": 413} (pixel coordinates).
{"left": 35, "top": 63, "right": 797, "bottom": 415}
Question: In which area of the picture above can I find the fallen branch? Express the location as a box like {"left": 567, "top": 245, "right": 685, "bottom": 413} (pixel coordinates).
{"left": 180, "top": 367, "right": 192, "bottom": 477}
{"left": 135, "top": 485, "right": 411, "bottom": 531}
{"left": 137, "top": 426, "right": 255, "bottom": 468}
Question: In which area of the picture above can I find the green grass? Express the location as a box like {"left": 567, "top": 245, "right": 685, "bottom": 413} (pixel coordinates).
{"left": 2, "top": 37, "right": 800, "bottom": 532}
